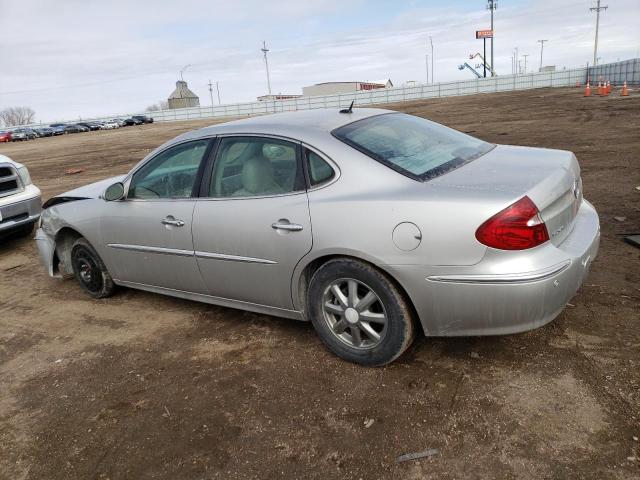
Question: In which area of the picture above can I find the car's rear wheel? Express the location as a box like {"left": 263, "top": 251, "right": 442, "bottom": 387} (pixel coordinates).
{"left": 307, "top": 258, "right": 415, "bottom": 366}
{"left": 71, "top": 238, "right": 115, "bottom": 298}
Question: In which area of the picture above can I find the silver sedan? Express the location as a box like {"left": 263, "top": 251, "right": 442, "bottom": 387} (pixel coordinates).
{"left": 35, "top": 108, "right": 600, "bottom": 365}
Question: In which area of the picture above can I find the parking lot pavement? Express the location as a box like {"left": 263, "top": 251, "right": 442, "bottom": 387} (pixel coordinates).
{"left": 1, "top": 88, "right": 639, "bottom": 479}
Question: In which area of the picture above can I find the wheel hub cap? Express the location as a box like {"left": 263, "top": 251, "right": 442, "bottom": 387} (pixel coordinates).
{"left": 345, "top": 307, "right": 359, "bottom": 324}
{"left": 80, "top": 263, "right": 92, "bottom": 282}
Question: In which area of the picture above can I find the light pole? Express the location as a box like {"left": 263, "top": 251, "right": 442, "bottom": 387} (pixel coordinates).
{"left": 523, "top": 54, "right": 529, "bottom": 73}
{"left": 537, "top": 39, "right": 548, "bottom": 72}
{"left": 216, "top": 81, "right": 221, "bottom": 105}
{"left": 425, "top": 54, "right": 429, "bottom": 84}
{"left": 261, "top": 41, "right": 272, "bottom": 95}
{"left": 179, "top": 64, "right": 191, "bottom": 82}
{"left": 429, "top": 36, "right": 434, "bottom": 84}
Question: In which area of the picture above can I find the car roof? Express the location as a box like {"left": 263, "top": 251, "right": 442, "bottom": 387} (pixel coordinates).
{"left": 191, "top": 107, "right": 394, "bottom": 139}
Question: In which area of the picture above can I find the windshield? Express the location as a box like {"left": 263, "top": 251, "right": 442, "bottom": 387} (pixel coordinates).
{"left": 332, "top": 113, "right": 494, "bottom": 180}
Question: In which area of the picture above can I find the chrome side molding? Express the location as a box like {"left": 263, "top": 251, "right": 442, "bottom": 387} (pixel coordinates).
{"left": 426, "top": 261, "right": 571, "bottom": 284}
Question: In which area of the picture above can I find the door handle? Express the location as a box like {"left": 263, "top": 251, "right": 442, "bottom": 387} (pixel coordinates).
{"left": 271, "top": 222, "right": 303, "bottom": 232}
{"left": 161, "top": 217, "right": 185, "bottom": 227}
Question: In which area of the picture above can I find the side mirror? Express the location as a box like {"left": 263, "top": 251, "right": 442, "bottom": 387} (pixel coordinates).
{"left": 104, "top": 182, "right": 125, "bottom": 201}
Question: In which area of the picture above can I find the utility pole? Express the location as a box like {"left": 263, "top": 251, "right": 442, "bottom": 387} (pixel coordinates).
{"left": 261, "top": 41, "right": 272, "bottom": 95}
{"left": 216, "top": 81, "right": 221, "bottom": 104}
{"left": 537, "top": 39, "right": 548, "bottom": 72}
{"left": 590, "top": 0, "right": 607, "bottom": 66}
{"left": 208, "top": 80, "right": 214, "bottom": 107}
{"left": 514, "top": 47, "right": 518, "bottom": 75}
{"left": 429, "top": 36, "right": 434, "bottom": 83}
{"left": 522, "top": 54, "right": 529, "bottom": 73}
{"left": 487, "top": 0, "right": 497, "bottom": 76}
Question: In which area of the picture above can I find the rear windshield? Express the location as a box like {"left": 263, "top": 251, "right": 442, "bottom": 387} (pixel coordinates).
{"left": 332, "top": 113, "right": 494, "bottom": 180}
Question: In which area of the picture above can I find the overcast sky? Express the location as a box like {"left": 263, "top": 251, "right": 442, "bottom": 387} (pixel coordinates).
{"left": 1, "top": 0, "right": 638, "bottom": 122}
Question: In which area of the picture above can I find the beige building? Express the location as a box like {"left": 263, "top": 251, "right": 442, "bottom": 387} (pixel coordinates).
{"left": 302, "top": 79, "right": 393, "bottom": 97}
{"left": 168, "top": 80, "right": 200, "bottom": 109}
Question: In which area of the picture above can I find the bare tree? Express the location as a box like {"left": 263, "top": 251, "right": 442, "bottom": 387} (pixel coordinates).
{"left": 0, "top": 106, "right": 36, "bottom": 127}
{"left": 145, "top": 100, "right": 169, "bottom": 112}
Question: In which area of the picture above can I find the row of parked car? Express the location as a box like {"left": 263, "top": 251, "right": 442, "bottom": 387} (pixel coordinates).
{"left": 0, "top": 115, "right": 154, "bottom": 142}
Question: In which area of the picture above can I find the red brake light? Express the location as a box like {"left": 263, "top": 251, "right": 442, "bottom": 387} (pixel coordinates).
{"left": 475, "top": 196, "right": 549, "bottom": 250}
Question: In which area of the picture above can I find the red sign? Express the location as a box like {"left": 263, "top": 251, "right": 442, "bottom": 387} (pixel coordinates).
{"left": 476, "top": 30, "right": 493, "bottom": 39}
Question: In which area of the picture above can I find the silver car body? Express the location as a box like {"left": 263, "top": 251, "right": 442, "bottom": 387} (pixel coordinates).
{"left": 35, "top": 108, "right": 600, "bottom": 336}
{"left": 0, "top": 154, "right": 42, "bottom": 234}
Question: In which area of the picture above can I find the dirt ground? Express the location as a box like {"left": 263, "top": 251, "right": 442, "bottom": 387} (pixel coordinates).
{"left": 1, "top": 87, "right": 639, "bottom": 480}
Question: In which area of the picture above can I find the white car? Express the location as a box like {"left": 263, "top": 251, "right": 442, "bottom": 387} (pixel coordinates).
{"left": 101, "top": 121, "right": 119, "bottom": 130}
{"left": 0, "top": 154, "right": 41, "bottom": 237}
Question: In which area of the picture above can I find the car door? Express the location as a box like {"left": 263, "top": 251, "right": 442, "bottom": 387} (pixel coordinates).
{"left": 101, "top": 138, "right": 212, "bottom": 293}
{"left": 192, "top": 136, "right": 312, "bottom": 310}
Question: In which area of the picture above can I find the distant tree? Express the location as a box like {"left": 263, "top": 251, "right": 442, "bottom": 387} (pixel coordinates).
{"left": 0, "top": 106, "right": 36, "bottom": 127}
{"left": 145, "top": 100, "right": 169, "bottom": 112}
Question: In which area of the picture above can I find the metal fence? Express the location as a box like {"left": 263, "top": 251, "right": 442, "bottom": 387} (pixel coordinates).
{"left": 18, "top": 58, "right": 640, "bottom": 128}
{"left": 586, "top": 58, "right": 640, "bottom": 86}
{"left": 145, "top": 66, "right": 591, "bottom": 123}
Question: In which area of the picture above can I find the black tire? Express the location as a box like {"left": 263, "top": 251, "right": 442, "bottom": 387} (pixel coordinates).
{"left": 307, "top": 258, "right": 416, "bottom": 366}
{"left": 70, "top": 237, "right": 115, "bottom": 298}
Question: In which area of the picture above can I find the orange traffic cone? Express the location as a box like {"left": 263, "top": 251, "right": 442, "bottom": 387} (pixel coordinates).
{"left": 606, "top": 80, "right": 611, "bottom": 95}
{"left": 621, "top": 81, "right": 629, "bottom": 96}
{"left": 584, "top": 82, "right": 591, "bottom": 97}
{"left": 597, "top": 82, "right": 603, "bottom": 95}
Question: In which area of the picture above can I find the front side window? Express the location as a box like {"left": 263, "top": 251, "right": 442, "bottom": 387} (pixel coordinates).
{"left": 333, "top": 113, "right": 494, "bottom": 180}
{"left": 209, "top": 137, "right": 303, "bottom": 198}
{"left": 129, "top": 140, "right": 209, "bottom": 199}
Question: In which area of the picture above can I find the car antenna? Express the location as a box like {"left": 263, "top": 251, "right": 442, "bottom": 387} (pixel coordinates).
{"left": 339, "top": 100, "right": 354, "bottom": 114}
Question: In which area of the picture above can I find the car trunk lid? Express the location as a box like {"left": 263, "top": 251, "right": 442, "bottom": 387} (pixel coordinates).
{"left": 429, "top": 144, "right": 582, "bottom": 246}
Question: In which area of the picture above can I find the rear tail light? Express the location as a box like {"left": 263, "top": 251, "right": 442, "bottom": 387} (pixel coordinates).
{"left": 475, "top": 196, "right": 549, "bottom": 250}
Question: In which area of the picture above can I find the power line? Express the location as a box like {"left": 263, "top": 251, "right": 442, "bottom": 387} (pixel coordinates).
{"left": 590, "top": 0, "right": 608, "bottom": 66}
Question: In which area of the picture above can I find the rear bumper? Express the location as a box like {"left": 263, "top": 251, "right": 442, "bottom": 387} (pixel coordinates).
{"left": 390, "top": 200, "right": 600, "bottom": 336}
{"left": 0, "top": 187, "right": 42, "bottom": 234}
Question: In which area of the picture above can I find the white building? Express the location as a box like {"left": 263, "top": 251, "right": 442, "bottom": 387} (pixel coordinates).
{"left": 302, "top": 79, "right": 393, "bottom": 97}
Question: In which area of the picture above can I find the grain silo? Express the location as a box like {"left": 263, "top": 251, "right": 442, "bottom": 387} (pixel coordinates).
{"left": 167, "top": 80, "right": 200, "bottom": 109}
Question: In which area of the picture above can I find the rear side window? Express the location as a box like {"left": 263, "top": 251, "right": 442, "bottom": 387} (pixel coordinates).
{"left": 306, "top": 150, "right": 334, "bottom": 186}
{"left": 333, "top": 113, "right": 494, "bottom": 181}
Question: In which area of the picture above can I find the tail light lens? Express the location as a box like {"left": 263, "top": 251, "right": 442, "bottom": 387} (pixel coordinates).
{"left": 475, "top": 196, "right": 549, "bottom": 250}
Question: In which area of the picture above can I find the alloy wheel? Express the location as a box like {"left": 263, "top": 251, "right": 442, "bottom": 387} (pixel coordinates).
{"left": 321, "top": 278, "right": 388, "bottom": 349}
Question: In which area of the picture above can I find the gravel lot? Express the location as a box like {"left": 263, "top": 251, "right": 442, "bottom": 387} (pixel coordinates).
{"left": 1, "top": 87, "right": 639, "bottom": 479}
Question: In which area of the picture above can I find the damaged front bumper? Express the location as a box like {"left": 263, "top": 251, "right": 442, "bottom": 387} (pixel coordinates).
{"left": 35, "top": 227, "right": 59, "bottom": 277}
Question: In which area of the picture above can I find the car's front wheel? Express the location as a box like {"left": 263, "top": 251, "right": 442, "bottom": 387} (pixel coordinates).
{"left": 70, "top": 238, "right": 115, "bottom": 298}
{"left": 307, "top": 258, "right": 416, "bottom": 366}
